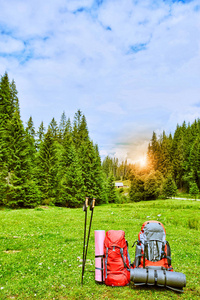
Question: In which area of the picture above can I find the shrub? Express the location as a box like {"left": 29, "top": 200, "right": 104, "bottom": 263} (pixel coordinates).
{"left": 189, "top": 182, "right": 199, "bottom": 200}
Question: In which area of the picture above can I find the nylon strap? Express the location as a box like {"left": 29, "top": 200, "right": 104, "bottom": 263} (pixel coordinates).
{"left": 105, "top": 248, "right": 108, "bottom": 279}
{"left": 120, "top": 248, "right": 129, "bottom": 269}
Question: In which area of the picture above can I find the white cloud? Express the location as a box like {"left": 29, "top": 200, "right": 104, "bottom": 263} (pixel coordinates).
{"left": 0, "top": 0, "right": 200, "bottom": 159}
{"left": 0, "top": 35, "right": 24, "bottom": 54}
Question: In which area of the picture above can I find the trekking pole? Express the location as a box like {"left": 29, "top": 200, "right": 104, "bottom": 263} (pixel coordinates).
{"left": 84, "top": 198, "right": 95, "bottom": 266}
{"left": 81, "top": 197, "right": 89, "bottom": 285}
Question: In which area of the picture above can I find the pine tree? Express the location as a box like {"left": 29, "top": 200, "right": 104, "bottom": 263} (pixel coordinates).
{"left": 26, "top": 116, "right": 35, "bottom": 137}
{"left": 102, "top": 156, "right": 113, "bottom": 178}
{"left": 58, "top": 111, "right": 67, "bottom": 143}
{"left": 118, "top": 161, "right": 125, "bottom": 180}
{"left": 10, "top": 79, "right": 20, "bottom": 114}
{"left": 107, "top": 174, "right": 117, "bottom": 203}
{"left": 49, "top": 118, "right": 58, "bottom": 140}
{"left": 72, "top": 109, "right": 82, "bottom": 148}
{"left": 58, "top": 141, "right": 84, "bottom": 207}
{"left": 63, "top": 118, "right": 72, "bottom": 139}
{"left": 189, "top": 182, "right": 199, "bottom": 200}
{"left": 147, "top": 131, "right": 161, "bottom": 171}
{"left": 5, "top": 110, "right": 39, "bottom": 207}
{"left": 159, "top": 131, "right": 173, "bottom": 177}
{"left": 113, "top": 158, "right": 119, "bottom": 179}
{"left": 78, "top": 114, "right": 89, "bottom": 144}
{"left": 36, "top": 121, "right": 46, "bottom": 150}
{"left": 172, "top": 125, "right": 185, "bottom": 189}
{"left": 162, "top": 175, "right": 177, "bottom": 198}
{"left": 72, "top": 110, "right": 89, "bottom": 149}
{"left": 0, "top": 73, "right": 12, "bottom": 174}
{"left": 129, "top": 173, "right": 145, "bottom": 202}
{"left": 25, "top": 116, "right": 36, "bottom": 164}
{"left": 72, "top": 110, "right": 104, "bottom": 203}
{"left": 0, "top": 72, "right": 12, "bottom": 127}
{"left": 36, "top": 127, "right": 59, "bottom": 205}
{"left": 144, "top": 171, "right": 163, "bottom": 200}
{"left": 188, "top": 137, "right": 200, "bottom": 188}
{"left": 78, "top": 139, "right": 96, "bottom": 199}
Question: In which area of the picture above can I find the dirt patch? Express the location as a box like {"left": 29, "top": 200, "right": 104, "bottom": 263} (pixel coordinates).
{"left": 39, "top": 206, "right": 49, "bottom": 209}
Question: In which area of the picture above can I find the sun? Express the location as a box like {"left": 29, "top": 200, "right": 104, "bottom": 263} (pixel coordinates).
{"left": 137, "top": 156, "right": 147, "bottom": 168}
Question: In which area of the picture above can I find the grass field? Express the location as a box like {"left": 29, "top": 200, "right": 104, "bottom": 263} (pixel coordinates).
{"left": 0, "top": 199, "right": 199, "bottom": 299}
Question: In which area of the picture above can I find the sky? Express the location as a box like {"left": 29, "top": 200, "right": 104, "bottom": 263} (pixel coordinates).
{"left": 0, "top": 0, "right": 200, "bottom": 163}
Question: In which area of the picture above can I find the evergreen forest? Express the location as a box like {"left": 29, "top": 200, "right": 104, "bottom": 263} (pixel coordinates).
{"left": 102, "top": 120, "right": 200, "bottom": 201}
{"left": 1, "top": 72, "right": 200, "bottom": 208}
{"left": 0, "top": 73, "right": 106, "bottom": 208}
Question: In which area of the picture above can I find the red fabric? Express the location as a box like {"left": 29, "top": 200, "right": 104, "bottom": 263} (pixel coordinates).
{"left": 104, "top": 230, "right": 130, "bottom": 286}
{"left": 140, "top": 257, "right": 171, "bottom": 270}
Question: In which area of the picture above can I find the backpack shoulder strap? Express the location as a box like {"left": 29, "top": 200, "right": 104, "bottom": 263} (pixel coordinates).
{"left": 120, "top": 248, "right": 130, "bottom": 270}
{"left": 126, "top": 241, "right": 131, "bottom": 266}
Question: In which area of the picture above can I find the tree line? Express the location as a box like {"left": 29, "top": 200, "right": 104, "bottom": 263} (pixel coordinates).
{"left": 0, "top": 72, "right": 114, "bottom": 208}
{"left": 144, "top": 121, "right": 200, "bottom": 199}
{"left": 102, "top": 121, "right": 200, "bottom": 201}
{"left": 1, "top": 72, "right": 199, "bottom": 207}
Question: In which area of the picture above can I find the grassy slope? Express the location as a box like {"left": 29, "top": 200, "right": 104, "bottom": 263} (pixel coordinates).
{"left": 0, "top": 200, "right": 199, "bottom": 299}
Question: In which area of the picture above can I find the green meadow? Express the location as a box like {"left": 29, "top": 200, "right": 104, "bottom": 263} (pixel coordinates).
{"left": 0, "top": 199, "right": 199, "bottom": 299}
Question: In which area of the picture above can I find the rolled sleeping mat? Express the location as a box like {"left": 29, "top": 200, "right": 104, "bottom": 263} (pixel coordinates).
{"left": 130, "top": 268, "right": 186, "bottom": 292}
{"left": 165, "top": 271, "right": 186, "bottom": 292}
{"left": 95, "top": 230, "right": 105, "bottom": 283}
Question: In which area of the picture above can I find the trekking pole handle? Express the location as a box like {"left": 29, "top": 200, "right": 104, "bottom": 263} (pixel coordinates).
{"left": 83, "top": 197, "right": 89, "bottom": 211}
{"left": 90, "top": 198, "right": 95, "bottom": 210}
{"left": 85, "top": 197, "right": 89, "bottom": 207}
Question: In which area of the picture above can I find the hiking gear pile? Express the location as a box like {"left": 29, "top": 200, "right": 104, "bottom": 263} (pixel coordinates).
{"left": 93, "top": 221, "right": 186, "bottom": 292}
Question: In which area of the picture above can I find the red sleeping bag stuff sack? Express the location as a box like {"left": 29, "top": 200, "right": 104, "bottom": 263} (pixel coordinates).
{"left": 104, "top": 230, "right": 131, "bottom": 286}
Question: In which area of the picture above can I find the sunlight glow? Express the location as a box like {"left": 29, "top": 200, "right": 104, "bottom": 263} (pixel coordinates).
{"left": 137, "top": 156, "right": 147, "bottom": 168}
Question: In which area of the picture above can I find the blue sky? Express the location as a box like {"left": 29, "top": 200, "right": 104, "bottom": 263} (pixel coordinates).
{"left": 0, "top": 0, "right": 200, "bottom": 162}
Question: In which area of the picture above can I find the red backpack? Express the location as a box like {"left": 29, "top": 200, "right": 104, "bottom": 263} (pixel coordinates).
{"left": 133, "top": 221, "right": 173, "bottom": 270}
{"left": 104, "top": 230, "right": 131, "bottom": 286}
